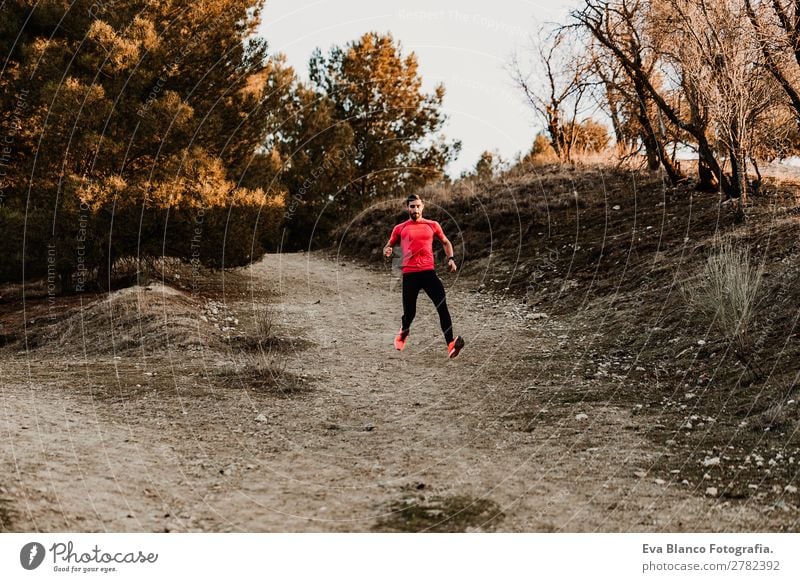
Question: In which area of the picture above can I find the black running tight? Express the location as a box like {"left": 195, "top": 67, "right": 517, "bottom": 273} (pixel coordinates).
{"left": 401, "top": 270, "right": 453, "bottom": 344}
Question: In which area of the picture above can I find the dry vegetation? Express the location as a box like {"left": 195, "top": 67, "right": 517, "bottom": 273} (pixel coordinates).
{"left": 0, "top": 258, "right": 308, "bottom": 397}
{"left": 338, "top": 162, "right": 800, "bottom": 515}
{"left": 4, "top": 161, "right": 798, "bottom": 527}
{"left": 684, "top": 236, "right": 766, "bottom": 378}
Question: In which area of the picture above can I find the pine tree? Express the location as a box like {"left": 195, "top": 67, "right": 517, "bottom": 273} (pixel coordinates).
{"left": 308, "top": 32, "right": 459, "bottom": 207}
{"left": 277, "top": 83, "right": 357, "bottom": 249}
{"left": 0, "top": 0, "right": 284, "bottom": 290}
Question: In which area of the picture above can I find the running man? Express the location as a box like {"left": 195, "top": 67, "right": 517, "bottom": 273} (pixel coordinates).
{"left": 383, "top": 194, "right": 465, "bottom": 358}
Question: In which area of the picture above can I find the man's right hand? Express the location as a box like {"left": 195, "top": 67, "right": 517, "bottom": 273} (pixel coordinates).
{"left": 383, "top": 246, "right": 393, "bottom": 258}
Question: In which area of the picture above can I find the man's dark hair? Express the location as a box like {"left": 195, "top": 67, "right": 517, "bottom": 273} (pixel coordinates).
{"left": 406, "top": 194, "right": 422, "bottom": 205}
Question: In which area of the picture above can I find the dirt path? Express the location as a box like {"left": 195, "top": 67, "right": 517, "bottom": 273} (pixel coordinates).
{"left": 0, "top": 252, "right": 774, "bottom": 532}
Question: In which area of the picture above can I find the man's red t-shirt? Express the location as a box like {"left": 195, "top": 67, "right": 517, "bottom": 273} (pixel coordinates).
{"left": 388, "top": 218, "right": 446, "bottom": 273}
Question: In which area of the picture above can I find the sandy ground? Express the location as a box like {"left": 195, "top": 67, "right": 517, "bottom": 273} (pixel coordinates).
{"left": 0, "top": 252, "right": 779, "bottom": 532}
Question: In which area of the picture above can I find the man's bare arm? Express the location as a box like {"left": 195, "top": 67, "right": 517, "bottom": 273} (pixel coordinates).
{"left": 442, "top": 237, "right": 454, "bottom": 257}
{"left": 441, "top": 237, "right": 457, "bottom": 272}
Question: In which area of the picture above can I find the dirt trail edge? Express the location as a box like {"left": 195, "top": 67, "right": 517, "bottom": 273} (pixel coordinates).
{"left": 1, "top": 252, "right": 771, "bottom": 532}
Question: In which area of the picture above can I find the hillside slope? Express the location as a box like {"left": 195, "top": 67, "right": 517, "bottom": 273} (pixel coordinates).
{"left": 337, "top": 165, "right": 800, "bottom": 514}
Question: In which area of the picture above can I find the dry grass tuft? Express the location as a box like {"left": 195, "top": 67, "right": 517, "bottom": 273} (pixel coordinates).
{"left": 686, "top": 236, "right": 765, "bottom": 375}
{"left": 253, "top": 304, "right": 275, "bottom": 342}
{"left": 216, "top": 353, "right": 308, "bottom": 396}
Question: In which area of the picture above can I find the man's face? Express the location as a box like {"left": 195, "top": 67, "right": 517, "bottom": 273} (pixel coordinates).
{"left": 407, "top": 200, "right": 424, "bottom": 221}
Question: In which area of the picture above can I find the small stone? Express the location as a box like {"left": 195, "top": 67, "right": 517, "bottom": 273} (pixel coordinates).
{"left": 703, "top": 457, "right": 721, "bottom": 467}
{"left": 364, "top": 423, "right": 375, "bottom": 432}
{"left": 634, "top": 470, "right": 647, "bottom": 478}
{"left": 705, "top": 487, "right": 718, "bottom": 496}
{"left": 654, "top": 478, "right": 666, "bottom": 485}
{"left": 785, "top": 485, "right": 798, "bottom": 494}
{"left": 255, "top": 414, "right": 268, "bottom": 423}
{"left": 612, "top": 205, "right": 621, "bottom": 210}
{"left": 697, "top": 339, "right": 706, "bottom": 345}
{"left": 575, "top": 413, "right": 588, "bottom": 421}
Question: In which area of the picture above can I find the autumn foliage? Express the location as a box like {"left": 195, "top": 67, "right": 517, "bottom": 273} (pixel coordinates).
{"left": 0, "top": 0, "right": 284, "bottom": 290}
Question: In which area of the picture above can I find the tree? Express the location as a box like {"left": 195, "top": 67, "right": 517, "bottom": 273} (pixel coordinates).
{"left": 461, "top": 150, "right": 504, "bottom": 182}
{"left": 308, "top": 32, "right": 460, "bottom": 206}
{"left": 276, "top": 81, "right": 358, "bottom": 249}
{"left": 511, "top": 27, "right": 594, "bottom": 162}
{"left": 0, "top": 0, "right": 284, "bottom": 289}
{"left": 573, "top": 0, "right": 786, "bottom": 211}
{"left": 475, "top": 151, "right": 498, "bottom": 181}
{"left": 587, "top": 39, "right": 672, "bottom": 169}
{"left": 572, "top": 1, "right": 688, "bottom": 185}
{"left": 744, "top": 0, "right": 800, "bottom": 122}
{"left": 568, "top": 118, "right": 611, "bottom": 154}
{"left": 513, "top": 134, "right": 559, "bottom": 169}
{"left": 661, "top": 0, "right": 778, "bottom": 206}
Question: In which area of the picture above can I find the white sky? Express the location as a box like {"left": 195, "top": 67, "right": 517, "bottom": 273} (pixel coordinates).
{"left": 258, "top": 0, "right": 581, "bottom": 177}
